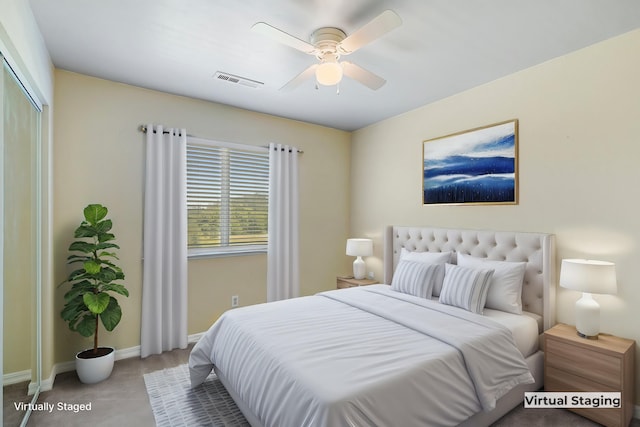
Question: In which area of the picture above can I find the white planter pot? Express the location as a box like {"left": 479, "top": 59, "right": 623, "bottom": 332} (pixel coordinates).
{"left": 75, "top": 347, "right": 115, "bottom": 384}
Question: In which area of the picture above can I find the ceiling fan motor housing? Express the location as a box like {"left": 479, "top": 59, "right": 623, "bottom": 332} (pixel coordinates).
{"left": 310, "top": 27, "right": 347, "bottom": 60}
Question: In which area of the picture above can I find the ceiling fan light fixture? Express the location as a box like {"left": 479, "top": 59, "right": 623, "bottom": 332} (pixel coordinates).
{"left": 315, "top": 55, "right": 343, "bottom": 86}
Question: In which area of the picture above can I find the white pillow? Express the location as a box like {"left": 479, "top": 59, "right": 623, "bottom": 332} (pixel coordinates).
{"left": 400, "top": 248, "right": 451, "bottom": 296}
{"left": 457, "top": 253, "right": 526, "bottom": 315}
{"left": 391, "top": 260, "right": 444, "bottom": 299}
{"left": 439, "top": 263, "right": 494, "bottom": 314}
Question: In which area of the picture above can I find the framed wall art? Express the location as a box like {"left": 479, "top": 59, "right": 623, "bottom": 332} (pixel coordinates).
{"left": 423, "top": 119, "right": 518, "bottom": 205}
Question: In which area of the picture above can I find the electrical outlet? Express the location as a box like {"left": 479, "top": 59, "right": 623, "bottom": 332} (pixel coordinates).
{"left": 231, "top": 295, "right": 239, "bottom": 307}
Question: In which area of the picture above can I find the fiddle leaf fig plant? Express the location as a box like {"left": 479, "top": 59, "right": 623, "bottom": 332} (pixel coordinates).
{"left": 60, "top": 204, "right": 129, "bottom": 355}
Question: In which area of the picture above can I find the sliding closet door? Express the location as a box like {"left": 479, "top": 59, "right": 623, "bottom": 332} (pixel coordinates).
{"left": 1, "top": 55, "right": 41, "bottom": 427}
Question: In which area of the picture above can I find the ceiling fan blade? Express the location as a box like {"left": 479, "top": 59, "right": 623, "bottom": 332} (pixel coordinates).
{"left": 280, "top": 64, "right": 318, "bottom": 91}
{"left": 342, "top": 62, "right": 386, "bottom": 90}
{"left": 339, "top": 10, "right": 402, "bottom": 54}
{"left": 251, "top": 22, "right": 316, "bottom": 54}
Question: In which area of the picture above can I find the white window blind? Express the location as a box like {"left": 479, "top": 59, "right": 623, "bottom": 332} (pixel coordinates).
{"left": 186, "top": 137, "right": 269, "bottom": 256}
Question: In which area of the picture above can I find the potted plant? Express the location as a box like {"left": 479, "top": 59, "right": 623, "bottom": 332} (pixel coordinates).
{"left": 60, "top": 204, "right": 129, "bottom": 384}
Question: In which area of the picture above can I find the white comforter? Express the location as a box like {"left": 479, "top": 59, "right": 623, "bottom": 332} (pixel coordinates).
{"left": 189, "top": 285, "right": 533, "bottom": 427}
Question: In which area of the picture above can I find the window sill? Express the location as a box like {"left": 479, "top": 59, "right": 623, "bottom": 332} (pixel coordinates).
{"left": 188, "top": 247, "right": 267, "bottom": 260}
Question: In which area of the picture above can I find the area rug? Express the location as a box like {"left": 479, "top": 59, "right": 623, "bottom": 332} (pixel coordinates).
{"left": 144, "top": 364, "right": 250, "bottom": 427}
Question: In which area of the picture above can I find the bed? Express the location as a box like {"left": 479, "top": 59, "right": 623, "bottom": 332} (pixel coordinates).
{"left": 189, "top": 226, "right": 556, "bottom": 427}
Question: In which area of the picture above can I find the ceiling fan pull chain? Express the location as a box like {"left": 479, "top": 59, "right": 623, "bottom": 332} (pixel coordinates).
{"left": 336, "top": 83, "right": 340, "bottom": 95}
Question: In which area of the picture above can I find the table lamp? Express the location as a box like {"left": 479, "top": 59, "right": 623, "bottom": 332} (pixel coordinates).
{"left": 559, "top": 259, "right": 616, "bottom": 339}
{"left": 346, "top": 238, "right": 373, "bottom": 280}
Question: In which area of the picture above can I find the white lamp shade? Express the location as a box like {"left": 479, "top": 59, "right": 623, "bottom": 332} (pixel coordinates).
{"left": 559, "top": 259, "right": 617, "bottom": 295}
{"left": 346, "top": 238, "right": 373, "bottom": 257}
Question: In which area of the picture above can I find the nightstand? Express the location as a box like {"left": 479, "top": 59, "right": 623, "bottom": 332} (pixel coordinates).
{"left": 336, "top": 276, "right": 377, "bottom": 289}
{"left": 544, "top": 323, "right": 635, "bottom": 427}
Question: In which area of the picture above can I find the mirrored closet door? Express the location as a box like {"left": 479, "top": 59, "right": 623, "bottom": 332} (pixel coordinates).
{"left": 1, "top": 54, "right": 42, "bottom": 427}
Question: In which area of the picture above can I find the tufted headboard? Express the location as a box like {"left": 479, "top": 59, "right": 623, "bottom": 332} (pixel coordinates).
{"left": 383, "top": 226, "right": 556, "bottom": 331}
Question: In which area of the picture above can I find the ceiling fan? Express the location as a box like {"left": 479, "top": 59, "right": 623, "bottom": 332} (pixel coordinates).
{"left": 251, "top": 10, "right": 402, "bottom": 91}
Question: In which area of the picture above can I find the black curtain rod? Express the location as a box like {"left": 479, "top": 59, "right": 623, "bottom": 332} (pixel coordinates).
{"left": 139, "top": 125, "right": 303, "bottom": 153}
{"left": 270, "top": 145, "right": 303, "bottom": 154}
{"left": 139, "top": 125, "right": 190, "bottom": 137}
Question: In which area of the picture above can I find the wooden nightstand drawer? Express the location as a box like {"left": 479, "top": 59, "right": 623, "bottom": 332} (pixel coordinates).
{"left": 545, "top": 365, "right": 625, "bottom": 426}
{"left": 545, "top": 366, "right": 617, "bottom": 393}
{"left": 545, "top": 338, "right": 622, "bottom": 388}
{"left": 545, "top": 368, "right": 621, "bottom": 427}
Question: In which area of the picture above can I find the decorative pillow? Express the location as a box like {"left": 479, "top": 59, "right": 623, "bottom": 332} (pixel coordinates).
{"left": 391, "top": 260, "right": 445, "bottom": 299}
{"left": 400, "top": 248, "right": 451, "bottom": 296}
{"left": 457, "top": 253, "right": 526, "bottom": 315}
{"left": 439, "top": 263, "right": 494, "bottom": 314}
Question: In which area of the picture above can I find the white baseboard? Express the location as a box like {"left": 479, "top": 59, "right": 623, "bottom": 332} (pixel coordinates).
{"left": 40, "top": 360, "right": 74, "bottom": 392}
{"left": 28, "top": 380, "right": 40, "bottom": 396}
{"left": 3, "top": 369, "right": 31, "bottom": 386}
{"left": 39, "top": 333, "right": 205, "bottom": 392}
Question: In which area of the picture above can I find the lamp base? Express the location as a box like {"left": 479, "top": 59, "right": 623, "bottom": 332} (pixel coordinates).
{"left": 576, "top": 331, "right": 599, "bottom": 340}
{"left": 353, "top": 256, "right": 366, "bottom": 280}
{"left": 575, "top": 292, "right": 600, "bottom": 339}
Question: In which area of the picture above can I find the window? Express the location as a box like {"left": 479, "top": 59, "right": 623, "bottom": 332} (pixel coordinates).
{"left": 186, "top": 137, "right": 269, "bottom": 257}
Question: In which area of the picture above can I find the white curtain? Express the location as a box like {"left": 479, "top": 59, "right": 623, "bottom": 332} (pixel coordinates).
{"left": 141, "top": 124, "right": 188, "bottom": 357}
{"left": 267, "top": 143, "right": 300, "bottom": 302}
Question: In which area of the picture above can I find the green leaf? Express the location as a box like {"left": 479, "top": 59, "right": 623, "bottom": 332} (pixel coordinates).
{"left": 100, "top": 297, "right": 122, "bottom": 331}
{"left": 84, "top": 204, "right": 108, "bottom": 225}
{"left": 61, "top": 295, "right": 87, "bottom": 321}
{"left": 101, "top": 283, "right": 130, "bottom": 297}
{"left": 67, "top": 254, "right": 92, "bottom": 263}
{"left": 67, "top": 268, "right": 90, "bottom": 282}
{"left": 98, "top": 232, "right": 115, "bottom": 243}
{"left": 95, "top": 219, "right": 113, "bottom": 234}
{"left": 83, "top": 292, "right": 110, "bottom": 314}
{"left": 98, "top": 251, "right": 118, "bottom": 259}
{"left": 69, "top": 241, "right": 96, "bottom": 253}
{"left": 75, "top": 313, "right": 97, "bottom": 337}
{"left": 95, "top": 268, "right": 117, "bottom": 283}
{"left": 63, "top": 280, "right": 95, "bottom": 302}
{"left": 96, "top": 242, "right": 120, "bottom": 251}
{"left": 94, "top": 259, "right": 118, "bottom": 271}
{"left": 83, "top": 260, "right": 101, "bottom": 275}
{"left": 74, "top": 225, "right": 97, "bottom": 238}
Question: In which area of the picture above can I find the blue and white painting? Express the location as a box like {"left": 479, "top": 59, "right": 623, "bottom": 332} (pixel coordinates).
{"left": 423, "top": 120, "right": 518, "bottom": 205}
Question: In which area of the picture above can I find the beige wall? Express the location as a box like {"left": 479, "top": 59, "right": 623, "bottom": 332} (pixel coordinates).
{"left": 53, "top": 70, "right": 352, "bottom": 363}
{"left": 351, "top": 29, "right": 640, "bottom": 405}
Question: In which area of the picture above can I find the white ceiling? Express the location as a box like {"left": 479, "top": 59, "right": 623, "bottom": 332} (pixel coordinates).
{"left": 29, "top": 0, "right": 640, "bottom": 131}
